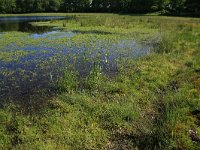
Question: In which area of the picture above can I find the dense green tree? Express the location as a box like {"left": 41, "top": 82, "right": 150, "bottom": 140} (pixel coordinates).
{"left": 33, "top": 0, "right": 48, "bottom": 12}
{"left": 185, "top": 0, "right": 200, "bottom": 15}
{"left": 47, "top": 0, "right": 62, "bottom": 12}
{"left": 0, "top": 0, "right": 16, "bottom": 13}
{"left": 16, "top": 0, "right": 25, "bottom": 12}
{"left": 63, "top": 0, "right": 90, "bottom": 12}
{"left": 108, "top": 0, "right": 126, "bottom": 12}
{"left": 25, "top": 0, "right": 35, "bottom": 12}
{"left": 91, "top": 0, "right": 109, "bottom": 12}
{"left": 129, "top": 0, "right": 155, "bottom": 13}
{"left": 0, "top": 0, "right": 199, "bottom": 16}
{"left": 169, "top": 0, "right": 186, "bottom": 14}
{"left": 156, "top": 0, "right": 170, "bottom": 14}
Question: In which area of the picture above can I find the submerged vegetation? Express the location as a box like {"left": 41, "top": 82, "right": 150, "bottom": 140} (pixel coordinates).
{"left": 0, "top": 14, "right": 200, "bottom": 149}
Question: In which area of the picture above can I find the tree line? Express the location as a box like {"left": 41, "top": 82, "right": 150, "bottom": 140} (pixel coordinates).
{"left": 0, "top": 0, "right": 199, "bottom": 16}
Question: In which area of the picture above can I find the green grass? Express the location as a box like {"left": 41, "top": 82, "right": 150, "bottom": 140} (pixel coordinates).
{"left": 0, "top": 14, "right": 200, "bottom": 149}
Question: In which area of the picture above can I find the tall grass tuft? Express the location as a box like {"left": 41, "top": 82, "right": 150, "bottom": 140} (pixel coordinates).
{"left": 153, "top": 33, "right": 174, "bottom": 54}
{"left": 57, "top": 70, "right": 78, "bottom": 93}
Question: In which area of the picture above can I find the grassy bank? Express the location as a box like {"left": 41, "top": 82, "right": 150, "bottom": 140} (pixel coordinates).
{"left": 0, "top": 14, "right": 200, "bottom": 149}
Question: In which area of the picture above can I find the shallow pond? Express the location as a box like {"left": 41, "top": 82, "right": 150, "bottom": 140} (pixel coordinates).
{"left": 0, "top": 16, "right": 152, "bottom": 107}
{"left": 0, "top": 16, "right": 65, "bottom": 33}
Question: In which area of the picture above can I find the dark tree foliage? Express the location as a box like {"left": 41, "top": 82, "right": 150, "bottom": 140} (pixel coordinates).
{"left": 0, "top": 0, "right": 199, "bottom": 16}
{"left": 128, "top": 0, "right": 154, "bottom": 13}
{"left": 185, "top": 0, "right": 200, "bottom": 16}
{"left": 0, "top": 0, "right": 16, "bottom": 13}
{"left": 63, "top": 0, "right": 90, "bottom": 12}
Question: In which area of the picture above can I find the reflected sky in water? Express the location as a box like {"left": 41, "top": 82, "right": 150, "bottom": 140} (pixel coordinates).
{"left": 0, "top": 16, "right": 152, "bottom": 106}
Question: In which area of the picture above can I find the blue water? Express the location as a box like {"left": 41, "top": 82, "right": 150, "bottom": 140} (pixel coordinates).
{"left": 0, "top": 30, "right": 151, "bottom": 77}
{"left": 0, "top": 16, "right": 65, "bottom": 22}
{"left": 0, "top": 17, "right": 152, "bottom": 104}
{"left": 31, "top": 31, "right": 76, "bottom": 39}
{"left": 0, "top": 16, "right": 65, "bottom": 33}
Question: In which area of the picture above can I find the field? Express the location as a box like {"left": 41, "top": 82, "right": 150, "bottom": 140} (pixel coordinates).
{"left": 0, "top": 13, "right": 200, "bottom": 149}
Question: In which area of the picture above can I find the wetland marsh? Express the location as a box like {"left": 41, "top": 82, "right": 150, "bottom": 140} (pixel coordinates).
{"left": 0, "top": 15, "right": 152, "bottom": 105}
{"left": 0, "top": 14, "right": 200, "bottom": 149}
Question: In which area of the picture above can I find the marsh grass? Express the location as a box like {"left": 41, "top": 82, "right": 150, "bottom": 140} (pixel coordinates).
{"left": 57, "top": 70, "right": 78, "bottom": 93}
{"left": 0, "top": 14, "right": 200, "bottom": 149}
{"left": 153, "top": 33, "right": 175, "bottom": 54}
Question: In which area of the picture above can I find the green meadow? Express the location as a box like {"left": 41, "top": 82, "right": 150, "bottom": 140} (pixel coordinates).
{"left": 0, "top": 14, "right": 200, "bottom": 149}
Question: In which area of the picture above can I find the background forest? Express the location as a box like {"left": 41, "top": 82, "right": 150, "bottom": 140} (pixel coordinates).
{"left": 0, "top": 0, "right": 199, "bottom": 16}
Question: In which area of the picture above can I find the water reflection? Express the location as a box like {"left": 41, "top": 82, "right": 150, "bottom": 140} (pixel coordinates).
{"left": 31, "top": 31, "right": 76, "bottom": 39}
{"left": 0, "top": 31, "right": 151, "bottom": 104}
{"left": 0, "top": 17, "right": 152, "bottom": 110}
{"left": 0, "top": 16, "right": 65, "bottom": 33}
